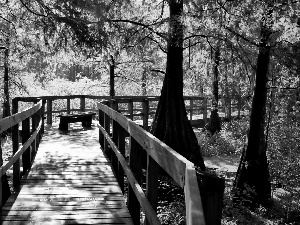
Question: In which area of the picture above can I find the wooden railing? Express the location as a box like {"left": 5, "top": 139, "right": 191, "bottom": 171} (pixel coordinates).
{"left": 0, "top": 98, "right": 45, "bottom": 207}
{"left": 97, "top": 102, "right": 225, "bottom": 225}
{"left": 14, "top": 95, "right": 210, "bottom": 128}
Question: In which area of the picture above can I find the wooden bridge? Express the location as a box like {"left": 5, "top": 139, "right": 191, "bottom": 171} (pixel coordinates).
{"left": 0, "top": 95, "right": 228, "bottom": 225}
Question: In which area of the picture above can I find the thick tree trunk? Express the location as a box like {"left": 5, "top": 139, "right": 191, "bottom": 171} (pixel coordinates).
{"left": 207, "top": 45, "right": 221, "bottom": 134}
{"left": 151, "top": 0, "right": 205, "bottom": 170}
{"left": 233, "top": 19, "right": 272, "bottom": 205}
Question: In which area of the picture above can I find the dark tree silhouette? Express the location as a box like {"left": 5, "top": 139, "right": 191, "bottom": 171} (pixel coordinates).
{"left": 151, "top": 0, "right": 205, "bottom": 170}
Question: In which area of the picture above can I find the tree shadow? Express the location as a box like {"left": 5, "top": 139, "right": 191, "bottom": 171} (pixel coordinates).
{"left": 1, "top": 122, "right": 132, "bottom": 224}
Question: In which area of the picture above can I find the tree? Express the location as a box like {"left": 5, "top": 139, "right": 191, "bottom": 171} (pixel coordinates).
{"left": 233, "top": 0, "right": 300, "bottom": 205}
{"left": 206, "top": 44, "right": 221, "bottom": 134}
{"left": 151, "top": 0, "right": 206, "bottom": 170}
{"left": 233, "top": 9, "right": 272, "bottom": 204}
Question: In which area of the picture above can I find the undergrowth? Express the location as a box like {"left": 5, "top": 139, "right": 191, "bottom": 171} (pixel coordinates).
{"left": 196, "top": 115, "right": 300, "bottom": 224}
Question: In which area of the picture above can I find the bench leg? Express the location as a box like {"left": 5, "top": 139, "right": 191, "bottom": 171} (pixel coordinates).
{"left": 59, "top": 121, "right": 68, "bottom": 131}
{"left": 82, "top": 117, "right": 92, "bottom": 127}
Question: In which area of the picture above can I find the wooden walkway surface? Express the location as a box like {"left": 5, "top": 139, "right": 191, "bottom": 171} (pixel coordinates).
{"left": 1, "top": 123, "right": 133, "bottom": 225}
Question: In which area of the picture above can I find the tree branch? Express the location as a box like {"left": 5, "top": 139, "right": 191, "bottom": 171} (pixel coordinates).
{"left": 110, "top": 19, "right": 167, "bottom": 40}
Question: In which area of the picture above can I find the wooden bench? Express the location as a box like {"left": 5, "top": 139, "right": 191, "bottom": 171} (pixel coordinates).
{"left": 57, "top": 112, "right": 96, "bottom": 131}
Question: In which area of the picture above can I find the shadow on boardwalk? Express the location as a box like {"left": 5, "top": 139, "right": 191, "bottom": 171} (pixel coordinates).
{"left": 1, "top": 122, "right": 133, "bottom": 225}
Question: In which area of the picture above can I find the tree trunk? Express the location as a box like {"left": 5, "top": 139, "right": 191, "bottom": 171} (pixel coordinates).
{"left": 207, "top": 45, "right": 221, "bottom": 134}
{"left": 1, "top": 41, "right": 11, "bottom": 206}
{"left": 142, "top": 69, "right": 147, "bottom": 96}
{"left": 233, "top": 12, "right": 272, "bottom": 205}
{"left": 3, "top": 46, "right": 10, "bottom": 118}
{"left": 151, "top": 0, "right": 205, "bottom": 170}
{"left": 109, "top": 55, "right": 115, "bottom": 97}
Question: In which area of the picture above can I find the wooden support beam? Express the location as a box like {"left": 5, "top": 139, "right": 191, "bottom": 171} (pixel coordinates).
{"left": 127, "top": 137, "right": 143, "bottom": 225}
{"left": 117, "top": 125, "right": 126, "bottom": 193}
{"left": 22, "top": 118, "right": 31, "bottom": 172}
{"left": 67, "top": 98, "right": 71, "bottom": 114}
{"left": 12, "top": 99, "right": 20, "bottom": 187}
{"left": 47, "top": 100, "right": 52, "bottom": 125}
{"left": 144, "top": 155, "right": 159, "bottom": 225}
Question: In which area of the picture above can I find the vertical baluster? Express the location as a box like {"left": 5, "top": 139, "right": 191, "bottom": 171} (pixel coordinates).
{"left": 144, "top": 155, "right": 159, "bottom": 225}
{"left": 128, "top": 100, "right": 133, "bottom": 120}
{"left": 41, "top": 100, "right": 46, "bottom": 134}
{"left": 67, "top": 98, "right": 71, "bottom": 114}
{"left": 12, "top": 98, "right": 20, "bottom": 187}
{"left": 31, "top": 112, "right": 37, "bottom": 160}
{"left": 98, "top": 109, "right": 105, "bottom": 145}
{"left": 80, "top": 96, "right": 85, "bottom": 112}
{"left": 127, "top": 136, "right": 143, "bottom": 225}
{"left": 190, "top": 98, "right": 194, "bottom": 121}
{"left": 35, "top": 111, "right": 40, "bottom": 148}
{"left": 111, "top": 100, "right": 118, "bottom": 174}
{"left": 103, "top": 102, "right": 111, "bottom": 157}
{"left": 47, "top": 99, "right": 52, "bottom": 125}
{"left": 142, "top": 99, "right": 149, "bottom": 131}
{"left": 22, "top": 118, "right": 31, "bottom": 172}
{"left": 117, "top": 126, "right": 126, "bottom": 193}
{"left": 203, "top": 98, "right": 208, "bottom": 124}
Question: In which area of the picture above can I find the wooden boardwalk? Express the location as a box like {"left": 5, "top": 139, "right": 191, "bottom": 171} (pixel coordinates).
{"left": 1, "top": 123, "right": 133, "bottom": 225}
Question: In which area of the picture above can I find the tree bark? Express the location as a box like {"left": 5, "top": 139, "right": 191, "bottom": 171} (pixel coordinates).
{"left": 1, "top": 42, "right": 11, "bottom": 206}
{"left": 3, "top": 46, "right": 10, "bottom": 118}
{"left": 151, "top": 0, "right": 205, "bottom": 170}
{"left": 207, "top": 45, "right": 221, "bottom": 134}
{"left": 142, "top": 69, "right": 147, "bottom": 96}
{"left": 233, "top": 10, "right": 272, "bottom": 205}
{"left": 109, "top": 55, "right": 115, "bottom": 97}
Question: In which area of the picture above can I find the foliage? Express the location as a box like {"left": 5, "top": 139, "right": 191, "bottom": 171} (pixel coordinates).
{"left": 268, "top": 115, "right": 300, "bottom": 189}
{"left": 197, "top": 118, "right": 249, "bottom": 157}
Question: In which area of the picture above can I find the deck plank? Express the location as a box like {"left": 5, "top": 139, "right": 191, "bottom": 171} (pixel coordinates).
{"left": 1, "top": 123, "right": 133, "bottom": 225}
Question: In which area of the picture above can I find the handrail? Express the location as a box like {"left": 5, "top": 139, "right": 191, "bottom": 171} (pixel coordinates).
{"left": 0, "top": 99, "right": 45, "bottom": 207}
{"left": 15, "top": 95, "right": 247, "bottom": 126}
{"left": 0, "top": 119, "right": 42, "bottom": 176}
{"left": 0, "top": 101, "right": 42, "bottom": 133}
{"left": 97, "top": 102, "right": 206, "bottom": 225}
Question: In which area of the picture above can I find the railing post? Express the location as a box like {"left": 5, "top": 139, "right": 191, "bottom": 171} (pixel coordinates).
{"left": 117, "top": 126, "right": 126, "bottom": 193}
{"left": 80, "top": 96, "right": 85, "bottom": 112}
{"left": 144, "top": 155, "right": 159, "bottom": 225}
{"left": 103, "top": 101, "right": 111, "bottom": 157}
{"left": 203, "top": 99, "right": 208, "bottom": 124}
{"left": 22, "top": 117, "right": 31, "bottom": 172}
{"left": 127, "top": 137, "right": 143, "bottom": 225}
{"left": 128, "top": 100, "right": 133, "bottom": 120}
{"left": 47, "top": 99, "right": 52, "bottom": 125}
{"left": 67, "top": 98, "right": 71, "bottom": 114}
{"left": 98, "top": 108, "right": 105, "bottom": 146}
{"left": 12, "top": 98, "right": 20, "bottom": 187}
{"left": 142, "top": 99, "right": 149, "bottom": 131}
{"left": 190, "top": 98, "right": 194, "bottom": 121}
{"left": 31, "top": 112, "right": 37, "bottom": 160}
{"left": 111, "top": 100, "right": 118, "bottom": 174}
{"left": 41, "top": 99, "right": 46, "bottom": 134}
{"left": 197, "top": 172, "right": 225, "bottom": 225}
